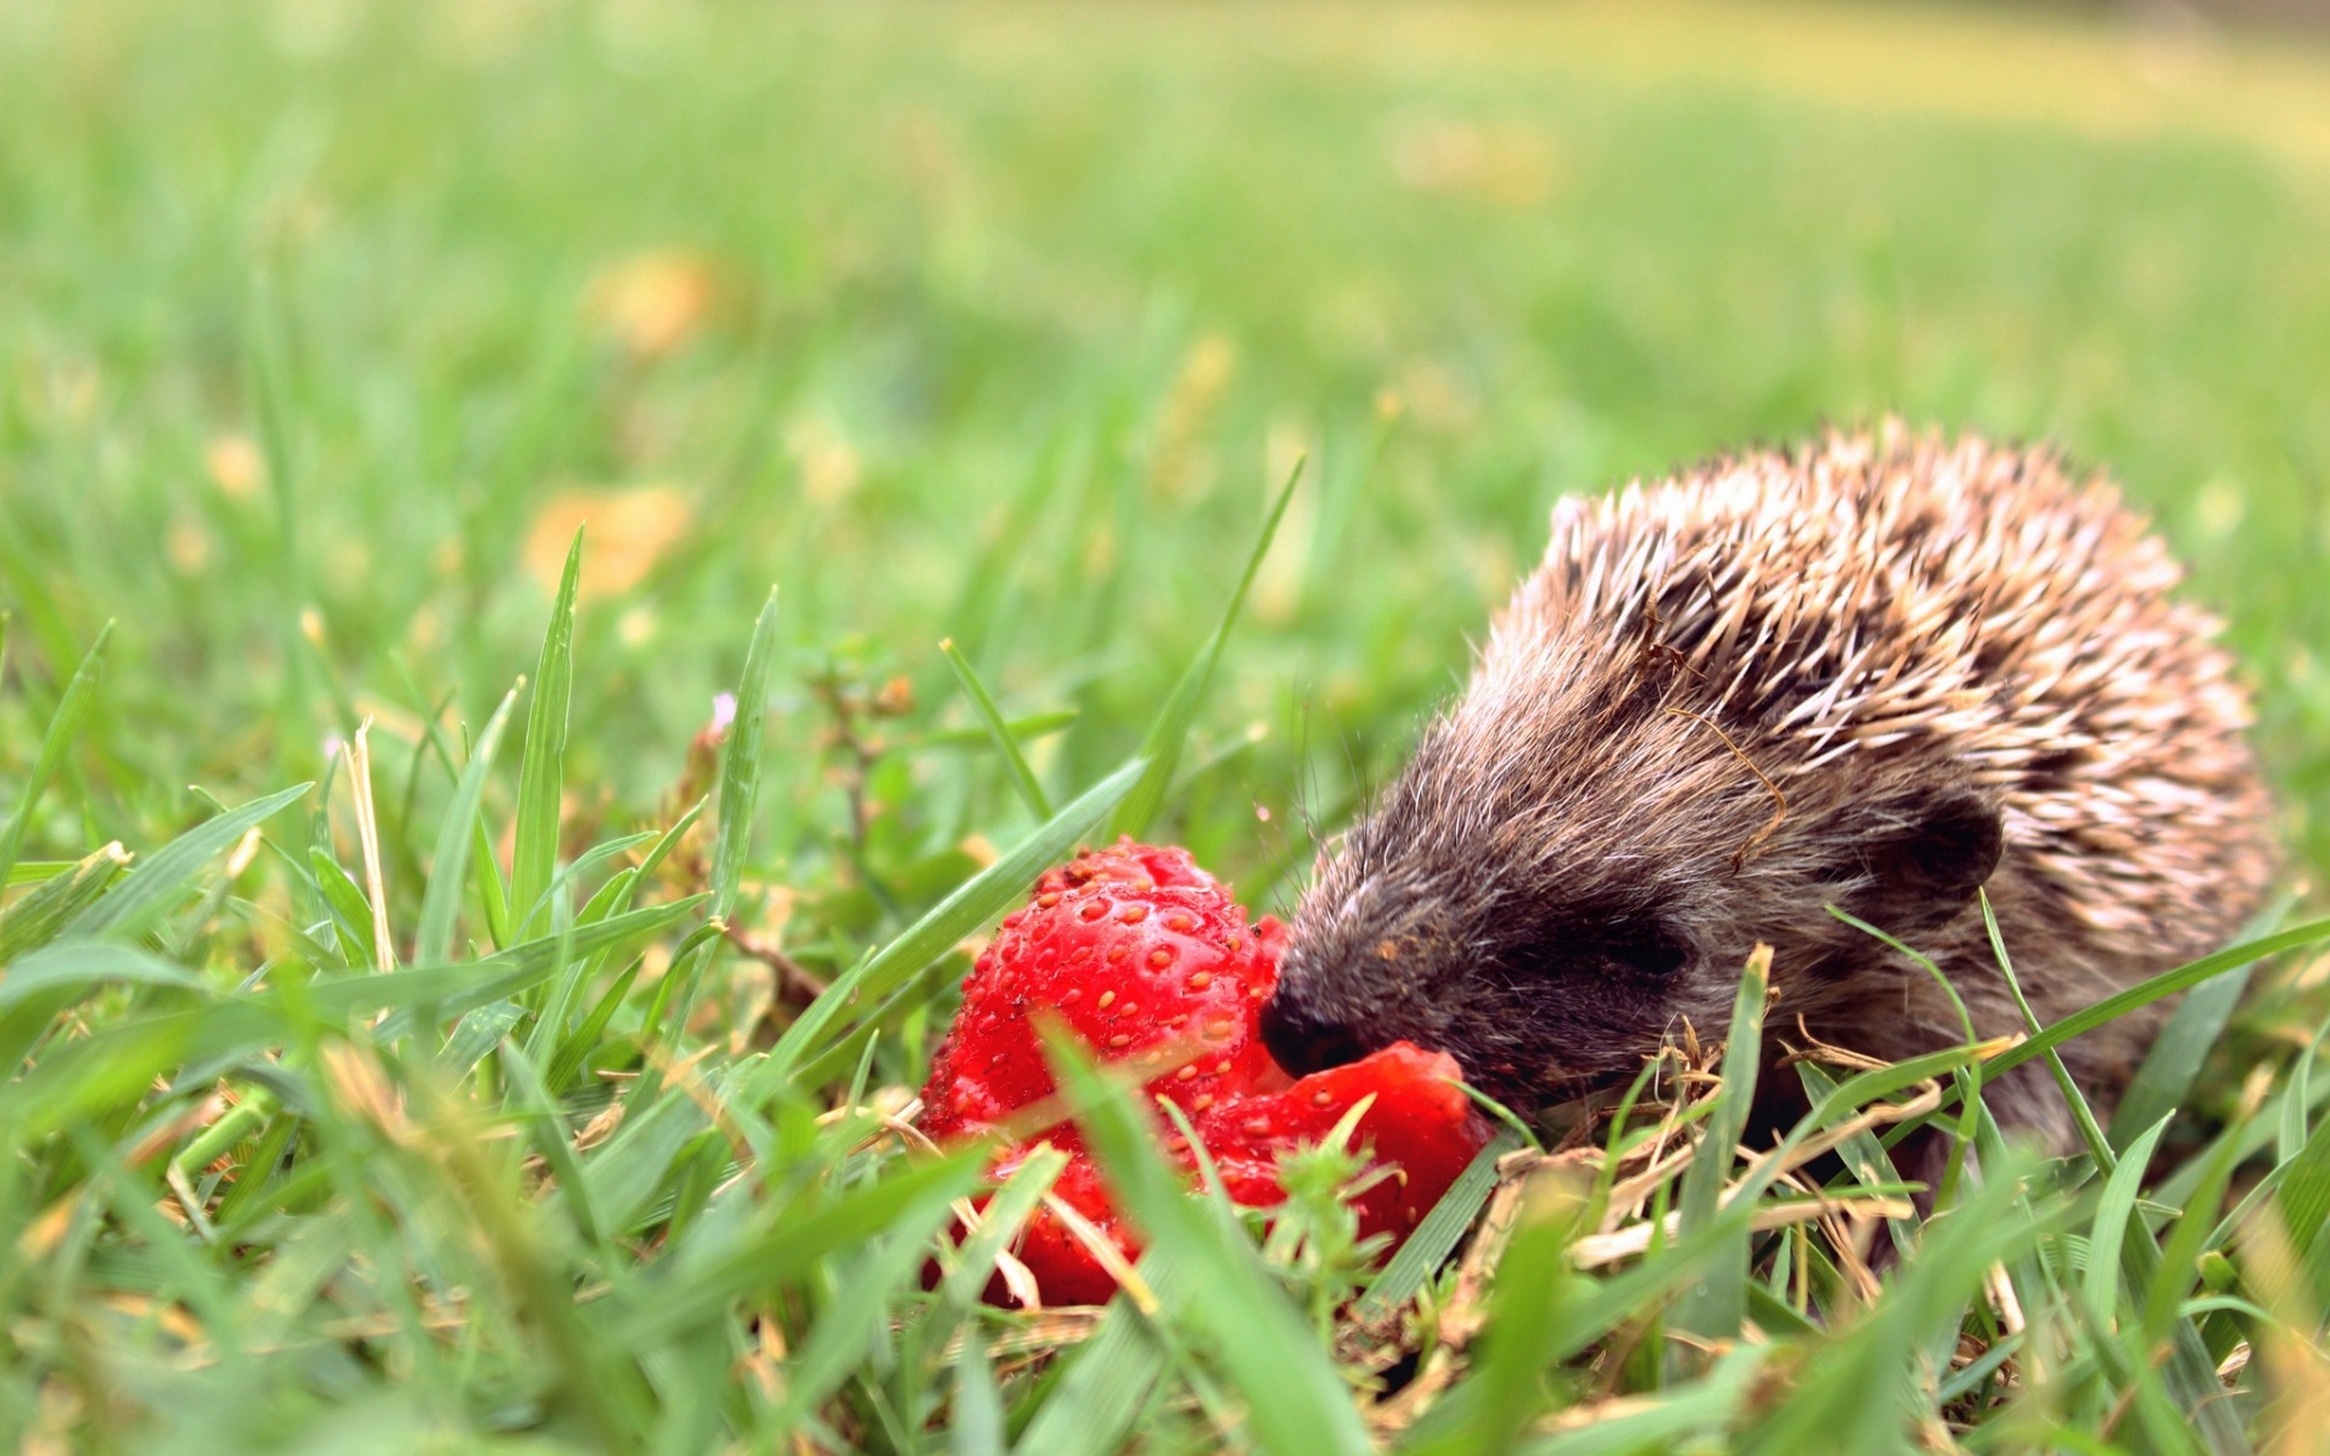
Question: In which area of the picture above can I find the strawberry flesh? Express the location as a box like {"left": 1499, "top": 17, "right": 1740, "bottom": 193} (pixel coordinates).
{"left": 917, "top": 838, "right": 1491, "bottom": 1306}
{"left": 1191, "top": 1042, "right": 1485, "bottom": 1240}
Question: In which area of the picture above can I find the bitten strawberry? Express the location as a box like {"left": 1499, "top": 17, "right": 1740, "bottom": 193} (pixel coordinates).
{"left": 1191, "top": 1041, "right": 1486, "bottom": 1242}
{"left": 917, "top": 838, "right": 1491, "bottom": 1307}
{"left": 917, "top": 842, "right": 1287, "bottom": 1141}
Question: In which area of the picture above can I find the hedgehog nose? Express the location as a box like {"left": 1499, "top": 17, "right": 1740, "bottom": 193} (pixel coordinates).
{"left": 1259, "top": 995, "right": 1370, "bottom": 1077}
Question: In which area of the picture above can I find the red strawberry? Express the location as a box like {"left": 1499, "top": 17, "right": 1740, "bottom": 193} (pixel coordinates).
{"left": 984, "top": 1133, "right": 1127, "bottom": 1308}
{"left": 1191, "top": 1042, "right": 1485, "bottom": 1240}
{"left": 1032, "top": 838, "right": 1218, "bottom": 897}
{"left": 917, "top": 839, "right": 1492, "bottom": 1307}
{"left": 918, "top": 839, "right": 1287, "bottom": 1140}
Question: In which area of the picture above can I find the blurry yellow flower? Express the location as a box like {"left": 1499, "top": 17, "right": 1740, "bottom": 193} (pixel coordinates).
{"left": 166, "top": 518, "right": 213, "bottom": 575}
{"left": 1152, "top": 333, "right": 1237, "bottom": 501}
{"left": 787, "top": 418, "right": 863, "bottom": 504}
{"left": 584, "top": 248, "right": 724, "bottom": 359}
{"left": 524, "top": 485, "right": 695, "bottom": 601}
{"left": 1386, "top": 114, "right": 1560, "bottom": 209}
{"left": 206, "top": 433, "right": 264, "bottom": 501}
{"left": 1254, "top": 419, "right": 1316, "bottom": 625}
{"left": 1391, "top": 359, "right": 1479, "bottom": 435}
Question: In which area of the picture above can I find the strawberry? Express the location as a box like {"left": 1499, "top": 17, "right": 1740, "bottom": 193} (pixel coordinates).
{"left": 983, "top": 1134, "right": 1126, "bottom": 1308}
{"left": 917, "top": 838, "right": 1491, "bottom": 1307}
{"left": 1190, "top": 1042, "right": 1486, "bottom": 1241}
{"left": 917, "top": 841, "right": 1287, "bottom": 1141}
{"left": 1031, "top": 838, "right": 1219, "bottom": 898}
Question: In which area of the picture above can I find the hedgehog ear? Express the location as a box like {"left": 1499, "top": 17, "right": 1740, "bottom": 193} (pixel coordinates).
{"left": 1838, "top": 786, "right": 2004, "bottom": 933}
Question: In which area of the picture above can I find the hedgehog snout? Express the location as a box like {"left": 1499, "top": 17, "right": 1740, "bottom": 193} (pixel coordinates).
{"left": 1256, "top": 994, "right": 1375, "bottom": 1077}
{"left": 1269, "top": 855, "right": 1471, "bottom": 1072}
{"left": 1263, "top": 926, "right": 1439, "bottom": 1075}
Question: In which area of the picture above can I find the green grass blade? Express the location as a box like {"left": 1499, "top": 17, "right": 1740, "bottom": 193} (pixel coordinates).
{"left": 542, "top": 832, "right": 657, "bottom": 905}
{"left": 538, "top": 805, "right": 704, "bottom": 1086}
{"left": 1406, "top": 1198, "right": 1780, "bottom": 1455}
{"left": 0, "top": 941, "right": 204, "bottom": 1011}
{"left": 366, "top": 898, "right": 703, "bottom": 1034}
{"left": 574, "top": 1076, "right": 716, "bottom": 1235}
{"left": 1797, "top": 1062, "right": 1919, "bottom": 1261}
{"left": 1358, "top": 1130, "right": 1518, "bottom": 1319}
{"left": 1407, "top": 1173, "right": 1583, "bottom": 1456}
{"left": 68, "top": 1123, "right": 246, "bottom": 1364}
{"left": 532, "top": 805, "right": 701, "bottom": 1089}
{"left": 1047, "top": 1027, "right": 1375, "bottom": 1456}
{"left": 2089, "top": 1115, "right": 2172, "bottom": 1327}
{"left": 936, "top": 1145, "right": 1065, "bottom": 1310}
{"left": 0, "top": 842, "right": 129, "bottom": 963}
{"left": 768, "top": 1204, "right": 966, "bottom": 1438}
{"left": 896, "top": 708, "right": 1080, "bottom": 753}
{"left": 2279, "top": 1025, "right": 2320, "bottom": 1166}
{"left": 789, "top": 959, "right": 957, "bottom": 1089}
{"left": 2110, "top": 948, "right": 2267, "bottom": 1151}
{"left": 635, "top": 797, "right": 708, "bottom": 886}
{"left": 236, "top": 1213, "right": 356, "bottom": 1354}
{"left": 2143, "top": 1103, "right": 2249, "bottom": 1347}
{"left": 653, "top": 586, "right": 781, "bottom": 1046}
{"left": 1672, "top": 945, "right": 1769, "bottom": 1352}
{"left": 2268, "top": 1102, "right": 2330, "bottom": 1276}
{"left": 1985, "top": 917, "right": 2330, "bottom": 1082}
{"left": 512, "top": 527, "right": 583, "bottom": 933}
{"left": 755, "top": 756, "right": 1145, "bottom": 1088}
{"left": 2117, "top": 1209, "right": 2254, "bottom": 1454}
{"left": 605, "top": 1149, "right": 983, "bottom": 1349}
{"left": 1985, "top": 891, "right": 2117, "bottom": 1166}
{"left": 1740, "top": 1150, "right": 2057, "bottom": 1456}
{"left": 951, "top": 1334, "right": 1006, "bottom": 1456}
{"left": 711, "top": 587, "right": 780, "bottom": 920}
{"left": 525, "top": 867, "right": 631, "bottom": 1059}
{"left": 498, "top": 1041, "right": 604, "bottom": 1250}
{"left": 2198, "top": 1056, "right": 2330, "bottom": 1268}
{"left": 940, "top": 637, "right": 1053, "bottom": 821}
{"left": 439, "top": 999, "right": 527, "bottom": 1078}
{"left": 308, "top": 845, "right": 378, "bottom": 969}
{"left": 545, "top": 956, "right": 644, "bottom": 1094}
{"left": 0, "top": 623, "right": 110, "bottom": 893}
{"left": 1731, "top": 1040, "right": 1996, "bottom": 1211}
{"left": 1521, "top": 1346, "right": 1769, "bottom": 1456}
{"left": 64, "top": 782, "right": 313, "bottom": 943}
{"left": 0, "top": 1012, "right": 209, "bottom": 1146}
{"left": 1010, "top": 1274, "right": 1172, "bottom": 1456}
{"left": 415, "top": 683, "right": 520, "bottom": 966}
{"left": 0, "top": 897, "right": 701, "bottom": 1140}
{"left": 471, "top": 814, "right": 512, "bottom": 950}
{"left": 2033, "top": 1060, "right": 2255, "bottom": 1456}
{"left": 1108, "top": 455, "right": 1301, "bottom": 840}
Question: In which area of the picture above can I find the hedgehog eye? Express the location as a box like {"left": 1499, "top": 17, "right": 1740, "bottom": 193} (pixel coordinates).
{"left": 1609, "top": 928, "right": 1688, "bottom": 979}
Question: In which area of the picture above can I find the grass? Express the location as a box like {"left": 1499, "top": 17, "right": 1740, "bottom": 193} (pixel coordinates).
{"left": 4, "top": 0, "right": 2330, "bottom": 1449}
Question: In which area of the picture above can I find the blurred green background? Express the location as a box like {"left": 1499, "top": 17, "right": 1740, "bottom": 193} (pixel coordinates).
{"left": 4, "top": 0, "right": 2328, "bottom": 908}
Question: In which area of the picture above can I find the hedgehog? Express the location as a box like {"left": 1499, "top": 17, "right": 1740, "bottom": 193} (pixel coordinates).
{"left": 1260, "top": 425, "right": 2277, "bottom": 1149}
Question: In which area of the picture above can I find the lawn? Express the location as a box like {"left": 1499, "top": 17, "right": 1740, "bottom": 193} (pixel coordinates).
{"left": 4, "top": 0, "right": 2330, "bottom": 1449}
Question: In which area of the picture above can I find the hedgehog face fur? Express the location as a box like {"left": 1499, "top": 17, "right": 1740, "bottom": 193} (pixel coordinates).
{"left": 1263, "top": 427, "right": 2276, "bottom": 1139}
